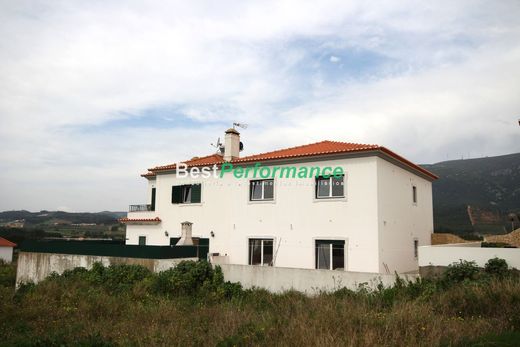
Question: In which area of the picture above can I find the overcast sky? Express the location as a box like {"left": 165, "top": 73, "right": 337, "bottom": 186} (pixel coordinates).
{"left": 1, "top": 1, "right": 519, "bottom": 212}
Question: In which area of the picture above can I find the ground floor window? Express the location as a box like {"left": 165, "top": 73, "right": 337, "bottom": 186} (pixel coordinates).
{"left": 315, "top": 240, "right": 345, "bottom": 270}
{"left": 138, "top": 236, "right": 146, "bottom": 246}
{"left": 248, "top": 238, "right": 273, "bottom": 266}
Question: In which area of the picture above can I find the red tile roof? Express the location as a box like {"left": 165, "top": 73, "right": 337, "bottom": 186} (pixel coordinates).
{"left": 150, "top": 154, "right": 224, "bottom": 172}
{"left": 119, "top": 217, "right": 161, "bottom": 224}
{"left": 140, "top": 171, "right": 156, "bottom": 178}
{"left": 147, "top": 140, "right": 438, "bottom": 180}
{"left": 0, "top": 237, "right": 16, "bottom": 247}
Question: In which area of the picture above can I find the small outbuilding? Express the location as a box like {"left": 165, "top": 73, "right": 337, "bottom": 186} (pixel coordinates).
{"left": 0, "top": 237, "right": 17, "bottom": 263}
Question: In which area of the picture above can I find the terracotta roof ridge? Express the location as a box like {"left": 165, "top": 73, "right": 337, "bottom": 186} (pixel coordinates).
{"left": 236, "top": 140, "right": 368, "bottom": 160}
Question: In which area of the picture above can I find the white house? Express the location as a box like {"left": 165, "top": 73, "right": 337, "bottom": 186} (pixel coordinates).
{"left": 0, "top": 237, "right": 17, "bottom": 263}
{"left": 122, "top": 128, "right": 437, "bottom": 274}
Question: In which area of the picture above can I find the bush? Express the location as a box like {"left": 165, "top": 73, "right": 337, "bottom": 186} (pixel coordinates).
{"left": 443, "top": 260, "right": 480, "bottom": 284}
{"left": 485, "top": 257, "right": 509, "bottom": 277}
{"left": 0, "top": 260, "right": 16, "bottom": 287}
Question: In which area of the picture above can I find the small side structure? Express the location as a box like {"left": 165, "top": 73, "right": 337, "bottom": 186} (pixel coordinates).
{"left": 16, "top": 239, "right": 208, "bottom": 286}
{"left": 0, "top": 237, "right": 17, "bottom": 263}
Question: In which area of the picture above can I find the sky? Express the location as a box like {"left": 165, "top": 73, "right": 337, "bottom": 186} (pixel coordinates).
{"left": 0, "top": 0, "right": 519, "bottom": 212}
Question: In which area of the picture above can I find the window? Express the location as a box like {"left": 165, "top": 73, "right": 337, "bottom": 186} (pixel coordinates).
{"left": 172, "top": 184, "right": 201, "bottom": 204}
{"left": 248, "top": 238, "right": 273, "bottom": 266}
{"left": 414, "top": 239, "right": 419, "bottom": 259}
{"left": 412, "top": 186, "right": 417, "bottom": 204}
{"left": 249, "top": 180, "right": 274, "bottom": 201}
{"left": 315, "top": 240, "right": 345, "bottom": 270}
{"left": 316, "top": 175, "right": 344, "bottom": 199}
{"left": 138, "top": 236, "right": 146, "bottom": 246}
{"left": 150, "top": 188, "right": 156, "bottom": 211}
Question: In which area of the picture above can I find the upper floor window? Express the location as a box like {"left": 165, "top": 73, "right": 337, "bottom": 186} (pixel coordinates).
{"left": 316, "top": 175, "right": 344, "bottom": 199}
{"left": 250, "top": 179, "right": 274, "bottom": 201}
{"left": 172, "top": 184, "right": 201, "bottom": 204}
{"left": 412, "top": 185, "right": 417, "bottom": 204}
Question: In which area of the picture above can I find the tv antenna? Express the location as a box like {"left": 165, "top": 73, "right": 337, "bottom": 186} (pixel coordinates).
{"left": 233, "top": 122, "right": 248, "bottom": 130}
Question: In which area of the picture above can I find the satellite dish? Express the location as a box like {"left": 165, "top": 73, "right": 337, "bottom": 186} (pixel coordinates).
{"left": 239, "top": 142, "right": 244, "bottom": 151}
{"left": 211, "top": 137, "right": 224, "bottom": 154}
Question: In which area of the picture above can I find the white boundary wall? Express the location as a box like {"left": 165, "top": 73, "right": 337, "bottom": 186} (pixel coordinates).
{"left": 16, "top": 251, "right": 197, "bottom": 286}
{"left": 419, "top": 244, "right": 520, "bottom": 268}
{"left": 217, "top": 263, "right": 418, "bottom": 294}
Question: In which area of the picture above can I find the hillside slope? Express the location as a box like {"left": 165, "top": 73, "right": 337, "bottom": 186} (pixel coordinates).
{"left": 421, "top": 152, "right": 520, "bottom": 234}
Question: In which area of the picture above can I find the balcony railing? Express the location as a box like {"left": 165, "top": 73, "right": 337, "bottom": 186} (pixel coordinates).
{"left": 129, "top": 204, "right": 153, "bottom": 212}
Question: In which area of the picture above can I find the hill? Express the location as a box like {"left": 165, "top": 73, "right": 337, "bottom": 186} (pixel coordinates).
{"left": 0, "top": 210, "right": 124, "bottom": 226}
{"left": 421, "top": 152, "right": 520, "bottom": 235}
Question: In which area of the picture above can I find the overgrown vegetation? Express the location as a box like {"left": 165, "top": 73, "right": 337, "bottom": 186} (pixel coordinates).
{"left": 1, "top": 260, "right": 520, "bottom": 346}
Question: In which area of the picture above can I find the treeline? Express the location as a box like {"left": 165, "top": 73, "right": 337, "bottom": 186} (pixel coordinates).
{"left": 0, "top": 210, "right": 120, "bottom": 225}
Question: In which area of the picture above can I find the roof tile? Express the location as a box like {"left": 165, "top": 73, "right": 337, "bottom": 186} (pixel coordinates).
{"left": 0, "top": 237, "right": 17, "bottom": 247}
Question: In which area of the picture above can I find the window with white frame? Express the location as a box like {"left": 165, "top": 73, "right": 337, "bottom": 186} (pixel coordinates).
{"left": 248, "top": 238, "right": 273, "bottom": 266}
{"left": 249, "top": 179, "right": 274, "bottom": 201}
{"left": 315, "top": 240, "right": 345, "bottom": 270}
{"left": 316, "top": 175, "right": 344, "bottom": 199}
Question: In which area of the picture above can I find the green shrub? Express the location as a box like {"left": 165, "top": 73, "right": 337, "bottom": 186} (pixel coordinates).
{"left": 485, "top": 257, "right": 509, "bottom": 277}
{"left": 443, "top": 260, "right": 480, "bottom": 284}
{"left": 0, "top": 260, "right": 16, "bottom": 287}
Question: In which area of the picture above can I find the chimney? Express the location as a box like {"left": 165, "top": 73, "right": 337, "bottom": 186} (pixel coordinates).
{"left": 176, "top": 221, "right": 194, "bottom": 246}
{"left": 223, "top": 128, "right": 240, "bottom": 161}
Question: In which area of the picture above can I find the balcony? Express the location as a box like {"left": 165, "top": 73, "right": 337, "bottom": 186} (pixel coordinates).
{"left": 129, "top": 204, "right": 153, "bottom": 212}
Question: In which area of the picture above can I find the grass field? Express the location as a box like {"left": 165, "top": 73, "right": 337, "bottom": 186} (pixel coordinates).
{"left": 0, "top": 260, "right": 519, "bottom": 346}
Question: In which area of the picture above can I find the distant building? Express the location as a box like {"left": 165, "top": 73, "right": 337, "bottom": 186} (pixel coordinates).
{"left": 4, "top": 219, "right": 24, "bottom": 228}
{"left": 0, "top": 237, "right": 17, "bottom": 263}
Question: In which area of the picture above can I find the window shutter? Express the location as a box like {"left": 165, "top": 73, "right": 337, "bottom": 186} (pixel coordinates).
{"left": 191, "top": 184, "right": 201, "bottom": 203}
{"left": 171, "top": 186, "right": 183, "bottom": 204}
{"left": 151, "top": 188, "right": 156, "bottom": 211}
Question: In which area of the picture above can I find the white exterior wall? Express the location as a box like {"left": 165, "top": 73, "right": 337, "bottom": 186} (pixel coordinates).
{"left": 376, "top": 158, "right": 433, "bottom": 273}
{"left": 127, "top": 156, "right": 381, "bottom": 272}
{"left": 0, "top": 246, "right": 13, "bottom": 263}
{"left": 126, "top": 154, "right": 434, "bottom": 273}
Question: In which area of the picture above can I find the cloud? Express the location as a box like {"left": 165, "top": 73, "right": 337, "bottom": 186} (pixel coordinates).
{"left": 0, "top": 0, "right": 519, "bottom": 211}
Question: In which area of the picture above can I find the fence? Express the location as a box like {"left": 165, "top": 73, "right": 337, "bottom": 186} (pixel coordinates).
{"left": 19, "top": 239, "right": 209, "bottom": 260}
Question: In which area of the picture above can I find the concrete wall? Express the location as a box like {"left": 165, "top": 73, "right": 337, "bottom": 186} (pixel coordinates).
{"left": 0, "top": 246, "right": 13, "bottom": 263}
{"left": 216, "top": 263, "right": 419, "bottom": 294}
{"left": 16, "top": 251, "right": 196, "bottom": 286}
{"left": 376, "top": 157, "right": 433, "bottom": 274}
{"left": 126, "top": 154, "right": 434, "bottom": 273}
{"left": 418, "top": 245, "right": 520, "bottom": 268}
